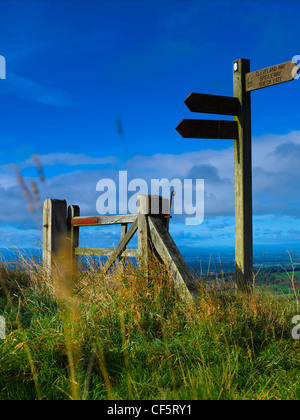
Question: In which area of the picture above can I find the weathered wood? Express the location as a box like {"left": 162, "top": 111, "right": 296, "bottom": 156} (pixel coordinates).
{"left": 71, "top": 216, "right": 98, "bottom": 226}
{"left": 138, "top": 214, "right": 150, "bottom": 267}
{"left": 138, "top": 194, "right": 169, "bottom": 217}
{"left": 245, "top": 60, "right": 300, "bottom": 92}
{"left": 176, "top": 119, "right": 238, "bottom": 140}
{"left": 43, "top": 199, "right": 67, "bottom": 275}
{"left": 67, "top": 205, "right": 80, "bottom": 268}
{"left": 138, "top": 196, "right": 152, "bottom": 269}
{"left": 102, "top": 217, "right": 138, "bottom": 273}
{"left": 184, "top": 92, "right": 239, "bottom": 116}
{"left": 233, "top": 59, "right": 253, "bottom": 291}
{"left": 120, "top": 223, "right": 128, "bottom": 238}
{"left": 71, "top": 214, "right": 136, "bottom": 226}
{"left": 75, "top": 247, "right": 138, "bottom": 258}
{"left": 137, "top": 195, "right": 170, "bottom": 269}
{"left": 119, "top": 223, "right": 128, "bottom": 267}
{"left": 148, "top": 216, "right": 197, "bottom": 299}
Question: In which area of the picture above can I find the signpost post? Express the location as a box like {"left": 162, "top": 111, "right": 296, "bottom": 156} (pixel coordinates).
{"left": 233, "top": 59, "right": 253, "bottom": 291}
{"left": 176, "top": 57, "right": 300, "bottom": 291}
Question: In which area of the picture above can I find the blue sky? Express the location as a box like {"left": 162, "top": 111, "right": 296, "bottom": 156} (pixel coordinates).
{"left": 1, "top": 0, "right": 300, "bottom": 256}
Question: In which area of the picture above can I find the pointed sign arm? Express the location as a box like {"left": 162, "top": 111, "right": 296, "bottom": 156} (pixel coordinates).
{"left": 176, "top": 119, "right": 239, "bottom": 140}
{"left": 184, "top": 92, "right": 240, "bottom": 116}
{"left": 245, "top": 60, "right": 300, "bottom": 92}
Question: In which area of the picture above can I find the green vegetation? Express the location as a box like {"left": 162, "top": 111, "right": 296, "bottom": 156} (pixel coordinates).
{"left": 0, "top": 255, "right": 299, "bottom": 400}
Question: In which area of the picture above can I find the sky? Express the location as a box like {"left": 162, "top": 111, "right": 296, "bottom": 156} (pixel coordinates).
{"left": 1, "top": 0, "right": 300, "bottom": 257}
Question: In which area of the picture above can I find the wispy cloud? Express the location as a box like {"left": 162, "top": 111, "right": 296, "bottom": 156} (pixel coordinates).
{"left": 23, "top": 153, "right": 118, "bottom": 168}
{"left": 2, "top": 72, "right": 75, "bottom": 107}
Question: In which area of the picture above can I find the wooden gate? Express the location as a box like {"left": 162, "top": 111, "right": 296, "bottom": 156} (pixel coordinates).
{"left": 43, "top": 195, "right": 197, "bottom": 299}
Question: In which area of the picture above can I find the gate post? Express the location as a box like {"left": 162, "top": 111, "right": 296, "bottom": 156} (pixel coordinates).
{"left": 43, "top": 199, "right": 67, "bottom": 276}
{"left": 137, "top": 195, "right": 169, "bottom": 269}
{"left": 67, "top": 205, "right": 80, "bottom": 269}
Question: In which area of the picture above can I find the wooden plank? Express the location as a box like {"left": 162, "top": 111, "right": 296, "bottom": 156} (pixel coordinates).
{"left": 184, "top": 92, "right": 239, "bottom": 116}
{"left": 102, "top": 217, "right": 138, "bottom": 273}
{"left": 119, "top": 223, "right": 128, "bottom": 267}
{"left": 71, "top": 216, "right": 98, "bottom": 226}
{"left": 148, "top": 216, "right": 197, "bottom": 299}
{"left": 138, "top": 214, "right": 150, "bottom": 268}
{"left": 71, "top": 214, "right": 137, "bottom": 226}
{"left": 137, "top": 196, "right": 153, "bottom": 270}
{"left": 75, "top": 247, "right": 138, "bottom": 258}
{"left": 233, "top": 58, "right": 253, "bottom": 291}
{"left": 245, "top": 60, "right": 300, "bottom": 92}
{"left": 176, "top": 119, "right": 238, "bottom": 140}
{"left": 120, "top": 223, "right": 128, "bottom": 239}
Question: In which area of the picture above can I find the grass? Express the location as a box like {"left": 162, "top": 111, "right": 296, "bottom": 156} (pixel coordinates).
{"left": 0, "top": 252, "right": 299, "bottom": 400}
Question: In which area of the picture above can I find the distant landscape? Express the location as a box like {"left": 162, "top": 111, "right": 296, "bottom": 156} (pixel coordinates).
{"left": 1, "top": 244, "right": 300, "bottom": 297}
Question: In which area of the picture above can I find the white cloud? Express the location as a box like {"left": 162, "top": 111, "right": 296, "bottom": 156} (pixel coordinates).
{"left": 2, "top": 130, "right": 300, "bottom": 248}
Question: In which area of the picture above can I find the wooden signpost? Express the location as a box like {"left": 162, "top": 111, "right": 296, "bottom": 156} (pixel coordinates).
{"left": 245, "top": 60, "right": 298, "bottom": 92}
{"left": 176, "top": 57, "right": 300, "bottom": 291}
